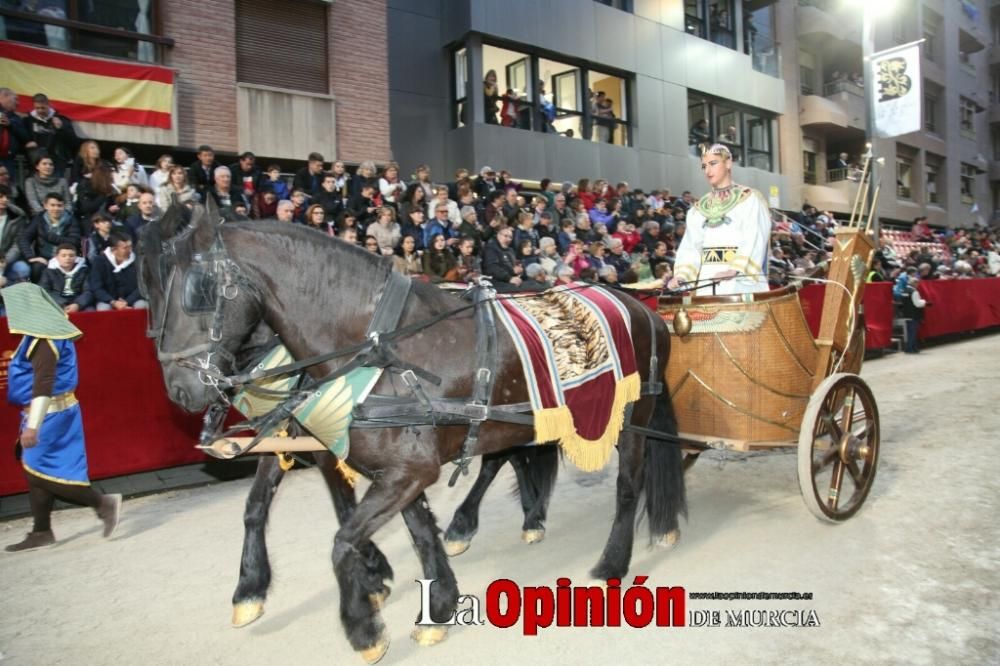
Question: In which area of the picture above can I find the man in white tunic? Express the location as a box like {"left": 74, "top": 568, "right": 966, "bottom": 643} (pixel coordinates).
{"left": 667, "top": 144, "right": 771, "bottom": 295}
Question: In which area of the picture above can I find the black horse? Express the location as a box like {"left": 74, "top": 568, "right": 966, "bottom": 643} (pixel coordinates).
{"left": 141, "top": 204, "right": 685, "bottom": 662}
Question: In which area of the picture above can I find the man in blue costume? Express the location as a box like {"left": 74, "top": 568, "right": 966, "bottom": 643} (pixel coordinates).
{"left": 3, "top": 282, "right": 122, "bottom": 551}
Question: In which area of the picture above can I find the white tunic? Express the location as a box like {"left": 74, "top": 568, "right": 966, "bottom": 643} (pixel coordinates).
{"left": 673, "top": 185, "right": 771, "bottom": 295}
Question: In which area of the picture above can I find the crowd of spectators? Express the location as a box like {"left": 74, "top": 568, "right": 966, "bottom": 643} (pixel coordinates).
{"left": 2, "top": 86, "right": 999, "bottom": 316}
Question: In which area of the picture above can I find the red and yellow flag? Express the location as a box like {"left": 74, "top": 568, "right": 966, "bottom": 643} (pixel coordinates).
{"left": 0, "top": 41, "right": 173, "bottom": 129}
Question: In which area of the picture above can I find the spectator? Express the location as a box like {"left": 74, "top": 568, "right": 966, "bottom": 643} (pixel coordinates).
{"left": 457, "top": 204, "right": 485, "bottom": 252}
{"left": 369, "top": 206, "right": 401, "bottom": 255}
{"left": 157, "top": 165, "right": 198, "bottom": 210}
{"left": 563, "top": 239, "right": 590, "bottom": 278}
{"left": 24, "top": 93, "right": 78, "bottom": 174}
{"left": 483, "top": 70, "right": 500, "bottom": 125}
{"left": 474, "top": 166, "right": 499, "bottom": 199}
{"left": 422, "top": 233, "right": 458, "bottom": 282}
{"left": 0, "top": 184, "right": 30, "bottom": 285}
{"left": 229, "top": 151, "right": 261, "bottom": 199}
{"left": 589, "top": 199, "right": 615, "bottom": 229}
{"left": 650, "top": 241, "right": 671, "bottom": 275}
{"left": 305, "top": 203, "right": 335, "bottom": 237}
{"left": 188, "top": 145, "right": 219, "bottom": 198}
{"left": 275, "top": 200, "right": 295, "bottom": 224}
{"left": 363, "top": 235, "right": 381, "bottom": 254}
{"left": 352, "top": 161, "right": 378, "bottom": 197}
{"left": 89, "top": 232, "right": 146, "bottom": 311}
{"left": 577, "top": 178, "right": 596, "bottom": 210}
{"left": 521, "top": 263, "right": 551, "bottom": 290}
{"left": 400, "top": 207, "right": 428, "bottom": 252}
{"left": 336, "top": 211, "right": 359, "bottom": 237}
{"left": 628, "top": 244, "right": 654, "bottom": 282}
{"left": 313, "top": 171, "right": 344, "bottom": 221}
{"left": 900, "top": 276, "right": 928, "bottom": 354}
{"left": 330, "top": 161, "right": 351, "bottom": 199}
{"left": 912, "top": 216, "right": 933, "bottom": 242}
{"left": 689, "top": 119, "right": 710, "bottom": 154}
{"left": 425, "top": 201, "right": 454, "bottom": 249}
{"left": 262, "top": 164, "right": 290, "bottom": 200}
{"left": 339, "top": 227, "right": 359, "bottom": 245}
{"left": 24, "top": 153, "right": 70, "bottom": 218}
{"left": 398, "top": 183, "right": 427, "bottom": 225}
{"left": 455, "top": 237, "right": 481, "bottom": 280}
{"left": 482, "top": 226, "right": 522, "bottom": 290}
{"left": 124, "top": 191, "right": 159, "bottom": 243}
{"left": 588, "top": 242, "right": 608, "bottom": 272}
{"left": 110, "top": 146, "right": 148, "bottom": 190}
{"left": 606, "top": 237, "right": 631, "bottom": 274}
{"left": 555, "top": 265, "right": 575, "bottom": 285}
{"left": 289, "top": 189, "right": 309, "bottom": 224}
{"left": 347, "top": 181, "right": 379, "bottom": 231}
{"left": 612, "top": 221, "right": 641, "bottom": 253}
{"left": 378, "top": 162, "right": 406, "bottom": 207}
{"left": 76, "top": 162, "right": 120, "bottom": 231}
{"left": 147, "top": 154, "right": 174, "bottom": 193}
{"left": 392, "top": 235, "right": 424, "bottom": 277}
{"left": 426, "top": 185, "right": 460, "bottom": 227}
{"left": 449, "top": 168, "right": 473, "bottom": 201}
{"left": 39, "top": 243, "right": 92, "bottom": 312}
{"left": 70, "top": 139, "right": 103, "bottom": 186}
{"left": 115, "top": 183, "right": 144, "bottom": 223}
{"left": 413, "top": 164, "right": 434, "bottom": 201}
{"left": 208, "top": 166, "right": 247, "bottom": 212}
{"left": 0, "top": 88, "right": 29, "bottom": 175}
{"left": 598, "top": 265, "right": 619, "bottom": 285}
{"left": 86, "top": 212, "right": 117, "bottom": 265}
{"left": 19, "top": 192, "right": 80, "bottom": 282}
{"left": 0, "top": 165, "right": 25, "bottom": 218}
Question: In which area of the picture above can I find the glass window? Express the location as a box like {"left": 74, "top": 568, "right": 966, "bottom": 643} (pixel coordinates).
{"left": 744, "top": 4, "right": 778, "bottom": 77}
{"left": 925, "top": 155, "right": 943, "bottom": 206}
{"left": 923, "top": 11, "right": 940, "bottom": 62}
{"left": 924, "top": 88, "right": 938, "bottom": 134}
{"left": 708, "top": 0, "right": 736, "bottom": 49}
{"left": 803, "top": 151, "right": 817, "bottom": 185}
{"left": 713, "top": 103, "right": 741, "bottom": 162}
{"left": 744, "top": 113, "right": 771, "bottom": 171}
{"left": 688, "top": 97, "right": 711, "bottom": 156}
{"left": 799, "top": 51, "right": 817, "bottom": 96}
{"left": 453, "top": 48, "right": 469, "bottom": 128}
{"left": 960, "top": 163, "right": 976, "bottom": 204}
{"left": 687, "top": 91, "right": 777, "bottom": 172}
{"left": 684, "top": 0, "right": 706, "bottom": 39}
{"left": 959, "top": 96, "right": 976, "bottom": 137}
{"left": 1, "top": 0, "right": 159, "bottom": 62}
{"left": 539, "top": 57, "right": 582, "bottom": 139}
{"left": 589, "top": 71, "right": 629, "bottom": 146}
{"left": 896, "top": 157, "right": 913, "bottom": 200}
{"left": 483, "top": 45, "right": 534, "bottom": 129}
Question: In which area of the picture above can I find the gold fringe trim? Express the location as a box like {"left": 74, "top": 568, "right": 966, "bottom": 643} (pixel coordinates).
{"left": 337, "top": 459, "right": 359, "bottom": 487}
{"left": 534, "top": 372, "right": 641, "bottom": 472}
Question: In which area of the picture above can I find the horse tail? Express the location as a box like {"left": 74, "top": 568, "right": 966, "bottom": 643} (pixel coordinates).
{"left": 643, "top": 394, "right": 687, "bottom": 540}
{"left": 508, "top": 444, "right": 561, "bottom": 506}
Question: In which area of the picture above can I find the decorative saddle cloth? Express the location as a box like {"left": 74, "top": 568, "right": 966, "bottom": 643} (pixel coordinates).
{"left": 493, "top": 283, "right": 640, "bottom": 471}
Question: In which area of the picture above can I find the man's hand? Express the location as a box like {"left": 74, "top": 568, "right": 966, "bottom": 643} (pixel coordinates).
{"left": 714, "top": 269, "right": 739, "bottom": 280}
{"left": 20, "top": 428, "right": 38, "bottom": 448}
{"left": 513, "top": 264, "right": 523, "bottom": 275}
{"left": 112, "top": 299, "right": 129, "bottom": 310}
{"left": 509, "top": 276, "right": 522, "bottom": 286}
{"left": 25, "top": 141, "right": 37, "bottom": 149}
{"left": 666, "top": 276, "right": 686, "bottom": 290}
{"left": 65, "top": 303, "right": 80, "bottom": 314}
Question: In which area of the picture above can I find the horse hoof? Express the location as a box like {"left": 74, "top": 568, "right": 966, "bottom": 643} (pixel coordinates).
{"left": 358, "top": 638, "right": 390, "bottom": 664}
{"left": 521, "top": 529, "right": 545, "bottom": 545}
{"left": 231, "top": 599, "right": 265, "bottom": 628}
{"left": 369, "top": 587, "right": 391, "bottom": 610}
{"left": 654, "top": 529, "right": 681, "bottom": 550}
{"left": 411, "top": 625, "right": 448, "bottom": 647}
{"left": 443, "top": 539, "right": 471, "bottom": 557}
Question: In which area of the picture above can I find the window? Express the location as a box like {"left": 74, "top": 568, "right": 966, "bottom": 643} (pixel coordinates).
{"left": 799, "top": 51, "right": 817, "bottom": 96}
{"left": 236, "top": 0, "right": 328, "bottom": 94}
{"left": 892, "top": 16, "right": 905, "bottom": 43}
{"left": 687, "top": 91, "right": 778, "bottom": 172}
{"left": 923, "top": 83, "right": 940, "bottom": 134}
{"left": 923, "top": 11, "right": 940, "bottom": 62}
{"left": 453, "top": 49, "right": 469, "bottom": 128}
{"left": 0, "top": 0, "right": 163, "bottom": 62}
{"left": 896, "top": 157, "right": 913, "bottom": 200}
{"left": 959, "top": 96, "right": 976, "bottom": 137}
{"left": 803, "top": 151, "right": 817, "bottom": 185}
{"left": 744, "top": 4, "right": 778, "bottom": 77}
{"left": 686, "top": 0, "right": 736, "bottom": 50}
{"left": 480, "top": 43, "right": 632, "bottom": 145}
{"left": 960, "top": 163, "right": 976, "bottom": 204}
{"left": 925, "top": 154, "right": 943, "bottom": 206}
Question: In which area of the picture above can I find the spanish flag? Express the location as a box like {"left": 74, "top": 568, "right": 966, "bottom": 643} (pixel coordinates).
{"left": 0, "top": 41, "right": 173, "bottom": 129}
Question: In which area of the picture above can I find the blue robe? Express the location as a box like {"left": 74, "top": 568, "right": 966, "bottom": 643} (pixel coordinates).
{"left": 8, "top": 336, "right": 89, "bottom": 485}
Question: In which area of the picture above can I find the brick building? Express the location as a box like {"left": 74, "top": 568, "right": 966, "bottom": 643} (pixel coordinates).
{"left": 0, "top": 0, "right": 391, "bottom": 167}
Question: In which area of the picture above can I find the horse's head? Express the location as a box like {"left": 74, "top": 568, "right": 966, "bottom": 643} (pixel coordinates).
{"left": 140, "top": 197, "right": 262, "bottom": 412}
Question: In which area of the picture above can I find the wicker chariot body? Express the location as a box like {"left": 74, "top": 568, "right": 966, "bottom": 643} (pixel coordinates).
{"left": 658, "top": 220, "right": 880, "bottom": 522}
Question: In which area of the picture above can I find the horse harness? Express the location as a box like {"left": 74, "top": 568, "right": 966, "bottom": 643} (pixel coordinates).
{"left": 150, "top": 227, "right": 679, "bottom": 482}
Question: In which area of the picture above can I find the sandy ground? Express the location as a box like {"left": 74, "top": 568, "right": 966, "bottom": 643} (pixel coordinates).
{"left": 1, "top": 335, "right": 999, "bottom": 666}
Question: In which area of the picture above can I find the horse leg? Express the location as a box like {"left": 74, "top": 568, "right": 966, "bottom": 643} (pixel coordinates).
{"left": 232, "top": 456, "right": 286, "bottom": 627}
{"left": 442, "top": 452, "right": 506, "bottom": 556}
{"left": 510, "top": 445, "right": 559, "bottom": 544}
{"left": 314, "top": 452, "right": 394, "bottom": 604}
{"left": 589, "top": 422, "right": 647, "bottom": 581}
{"left": 402, "top": 492, "right": 459, "bottom": 647}
{"left": 332, "top": 471, "right": 431, "bottom": 663}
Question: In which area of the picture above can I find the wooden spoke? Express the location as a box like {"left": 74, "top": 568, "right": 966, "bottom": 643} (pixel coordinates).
{"left": 812, "top": 445, "right": 839, "bottom": 474}
{"left": 846, "top": 458, "right": 865, "bottom": 487}
{"left": 827, "top": 460, "right": 846, "bottom": 510}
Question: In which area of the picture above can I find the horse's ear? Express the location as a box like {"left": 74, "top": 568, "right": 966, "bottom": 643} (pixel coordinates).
{"left": 191, "top": 202, "right": 219, "bottom": 251}
{"left": 204, "top": 188, "right": 220, "bottom": 223}
{"left": 158, "top": 200, "right": 181, "bottom": 239}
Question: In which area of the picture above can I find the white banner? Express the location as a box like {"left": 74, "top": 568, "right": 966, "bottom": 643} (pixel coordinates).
{"left": 871, "top": 44, "right": 922, "bottom": 139}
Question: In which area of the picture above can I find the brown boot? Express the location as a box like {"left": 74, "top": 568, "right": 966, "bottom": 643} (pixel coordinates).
{"left": 98, "top": 494, "right": 122, "bottom": 538}
{"left": 5, "top": 530, "right": 55, "bottom": 552}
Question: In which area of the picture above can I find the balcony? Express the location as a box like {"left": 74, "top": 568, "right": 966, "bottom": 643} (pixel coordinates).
{"left": 821, "top": 81, "right": 866, "bottom": 130}
{"left": 801, "top": 170, "right": 861, "bottom": 214}
{"left": 796, "top": 2, "right": 860, "bottom": 45}
{"left": 799, "top": 95, "right": 849, "bottom": 129}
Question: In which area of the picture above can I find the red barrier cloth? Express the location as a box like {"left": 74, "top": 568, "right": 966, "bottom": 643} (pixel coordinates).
{"left": 798, "top": 283, "right": 894, "bottom": 350}
{"left": 917, "top": 278, "right": 1000, "bottom": 339}
{"left": 1, "top": 310, "right": 206, "bottom": 496}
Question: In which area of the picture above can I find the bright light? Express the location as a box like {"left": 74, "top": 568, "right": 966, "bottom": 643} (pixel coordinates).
{"left": 842, "top": 0, "right": 898, "bottom": 18}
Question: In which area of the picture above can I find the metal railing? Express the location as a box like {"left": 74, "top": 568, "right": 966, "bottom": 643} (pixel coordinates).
{"left": 823, "top": 80, "right": 864, "bottom": 97}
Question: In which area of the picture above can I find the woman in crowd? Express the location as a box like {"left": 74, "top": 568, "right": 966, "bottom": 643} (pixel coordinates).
{"left": 336, "top": 211, "right": 359, "bottom": 238}
{"left": 588, "top": 241, "right": 608, "bottom": 273}
{"left": 413, "top": 164, "right": 434, "bottom": 200}
{"left": 147, "top": 154, "right": 174, "bottom": 192}
{"left": 484, "top": 69, "right": 500, "bottom": 125}
{"left": 251, "top": 186, "right": 278, "bottom": 219}
{"left": 70, "top": 140, "right": 103, "bottom": 186}
{"left": 24, "top": 153, "right": 70, "bottom": 217}
{"left": 563, "top": 239, "right": 591, "bottom": 278}
{"left": 352, "top": 160, "right": 378, "bottom": 197}
{"left": 577, "top": 178, "right": 596, "bottom": 210}
{"left": 379, "top": 162, "right": 406, "bottom": 207}
{"left": 111, "top": 146, "right": 147, "bottom": 191}
{"left": 397, "top": 183, "right": 426, "bottom": 224}
{"left": 393, "top": 234, "right": 424, "bottom": 277}
{"left": 422, "top": 233, "right": 458, "bottom": 281}
{"left": 156, "top": 165, "right": 198, "bottom": 210}
{"left": 75, "top": 163, "right": 118, "bottom": 232}
{"left": 369, "top": 206, "right": 401, "bottom": 255}
{"left": 305, "top": 203, "right": 335, "bottom": 237}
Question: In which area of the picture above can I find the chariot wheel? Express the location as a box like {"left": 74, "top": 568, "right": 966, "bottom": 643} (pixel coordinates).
{"left": 797, "top": 373, "right": 880, "bottom": 522}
